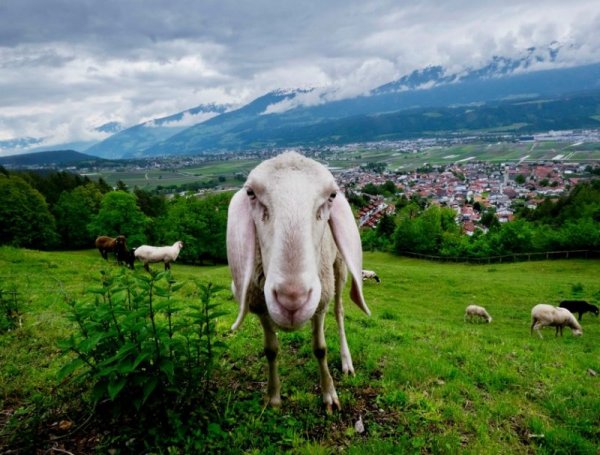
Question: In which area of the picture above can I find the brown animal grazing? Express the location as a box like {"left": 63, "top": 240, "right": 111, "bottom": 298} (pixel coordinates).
{"left": 95, "top": 235, "right": 128, "bottom": 264}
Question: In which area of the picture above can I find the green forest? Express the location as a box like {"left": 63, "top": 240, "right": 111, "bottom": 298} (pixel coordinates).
{"left": 0, "top": 167, "right": 229, "bottom": 264}
{"left": 0, "top": 166, "right": 599, "bottom": 260}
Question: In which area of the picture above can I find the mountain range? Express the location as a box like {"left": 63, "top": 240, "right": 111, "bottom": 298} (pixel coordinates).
{"left": 0, "top": 150, "right": 106, "bottom": 167}
{"left": 5, "top": 44, "right": 600, "bottom": 159}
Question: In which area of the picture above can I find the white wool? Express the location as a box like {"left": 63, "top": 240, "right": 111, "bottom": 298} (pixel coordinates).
{"left": 464, "top": 304, "right": 492, "bottom": 323}
{"left": 134, "top": 241, "right": 183, "bottom": 266}
{"left": 530, "top": 303, "right": 583, "bottom": 338}
{"left": 226, "top": 151, "right": 370, "bottom": 411}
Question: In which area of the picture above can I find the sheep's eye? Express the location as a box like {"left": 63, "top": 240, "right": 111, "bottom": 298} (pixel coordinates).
{"left": 246, "top": 189, "right": 256, "bottom": 199}
{"left": 329, "top": 192, "right": 337, "bottom": 199}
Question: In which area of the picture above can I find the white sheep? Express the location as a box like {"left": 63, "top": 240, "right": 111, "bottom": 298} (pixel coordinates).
{"left": 530, "top": 303, "right": 583, "bottom": 339}
{"left": 134, "top": 241, "right": 184, "bottom": 272}
{"left": 464, "top": 304, "right": 492, "bottom": 323}
{"left": 226, "top": 151, "right": 371, "bottom": 412}
{"left": 361, "top": 269, "right": 381, "bottom": 283}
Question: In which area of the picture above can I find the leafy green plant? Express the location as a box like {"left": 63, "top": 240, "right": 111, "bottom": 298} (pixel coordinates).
{"left": 57, "top": 268, "right": 226, "bottom": 414}
{"left": 0, "top": 283, "right": 20, "bottom": 333}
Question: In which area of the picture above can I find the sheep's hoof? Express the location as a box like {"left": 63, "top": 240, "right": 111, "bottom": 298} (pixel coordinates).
{"left": 325, "top": 399, "right": 341, "bottom": 414}
{"left": 341, "top": 355, "right": 355, "bottom": 375}
{"left": 267, "top": 395, "right": 281, "bottom": 408}
{"left": 342, "top": 364, "right": 355, "bottom": 376}
{"left": 323, "top": 392, "right": 341, "bottom": 414}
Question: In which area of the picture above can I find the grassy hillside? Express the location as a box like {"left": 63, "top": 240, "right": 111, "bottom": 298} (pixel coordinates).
{"left": 1, "top": 247, "right": 599, "bottom": 453}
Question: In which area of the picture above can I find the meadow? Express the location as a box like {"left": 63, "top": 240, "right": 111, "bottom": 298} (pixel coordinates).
{"left": 0, "top": 247, "right": 599, "bottom": 453}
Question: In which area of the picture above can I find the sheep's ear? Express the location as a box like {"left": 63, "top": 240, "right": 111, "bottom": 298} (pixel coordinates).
{"left": 329, "top": 192, "right": 371, "bottom": 316}
{"left": 227, "top": 189, "right": 256, "bottom": 330}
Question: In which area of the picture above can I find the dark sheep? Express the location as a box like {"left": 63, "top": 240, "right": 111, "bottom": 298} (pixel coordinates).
{"left": 95, "top": 235, "right": 128, "bottom": 264}
{"left": 119, "top": 247, "right": 136, "bottom": 270}
{"left": 559, "top": 300, "right": 599, "bottom": 321}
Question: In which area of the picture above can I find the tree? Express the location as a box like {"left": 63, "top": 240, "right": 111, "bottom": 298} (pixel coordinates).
{"left": 381, "top": 180, "right": 398, "bottom": 196}
{"left": 362, "top": 182, "right": 381, "bottom": 196}
{"left": 393, "top": 205, "right": 458, "bottom": 255}
{"left": 134, "top": 187, "right": 167, "bottom": 218}
{"left": 515, "top": 174, "right": 526, "bottom": 185}
{"left": 116, "top": 180, "right": 128, "bottom": 192}
{"left": 87, "top": 191, "right": 149, "bottom": 246}
{"left": 20, "top": 171, "right": 91, "bottom": 209}
{"left": 153, "top": 192, "right": 231, "bottom": 264}
{"left": 0, "top": 175, "right": 58, "bottom": 248}
{"left": 376, "top": 214, "right": 396, "bottom": 238}
{"left": 480, "top": 208, "right": 500, "bottom": 230}
{"left": 53, "top": 184, "right": 103, "bottom": 248}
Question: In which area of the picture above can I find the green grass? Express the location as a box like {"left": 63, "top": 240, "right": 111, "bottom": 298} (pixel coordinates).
{"left": 1, "top": 247, "right": 599, "bottom": 453}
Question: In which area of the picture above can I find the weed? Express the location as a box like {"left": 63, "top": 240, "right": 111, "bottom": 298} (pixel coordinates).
{"left": 0, "top": 283, "right": 20, "bottom": 333}
{"left": 51, "top": 268, "right": 227, "bottom": 449}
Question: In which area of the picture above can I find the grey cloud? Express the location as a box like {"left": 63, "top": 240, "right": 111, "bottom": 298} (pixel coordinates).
{"left": 1, "top": 0, "right": 599, "bottom": 153}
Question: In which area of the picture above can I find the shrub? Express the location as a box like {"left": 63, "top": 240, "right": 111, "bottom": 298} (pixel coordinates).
{"left": 57, "top": 269, "right": 227, "bottom": 415}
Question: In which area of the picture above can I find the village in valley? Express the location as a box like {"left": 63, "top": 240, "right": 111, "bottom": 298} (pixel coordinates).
{"left": 337, "top": 158, "right": 597, "bottom": 235}
{"left": 318, "top": 129, "right": 600, "bottom": 234}
{"left": 7, "top": 129, "right": 600, "bottom": 236}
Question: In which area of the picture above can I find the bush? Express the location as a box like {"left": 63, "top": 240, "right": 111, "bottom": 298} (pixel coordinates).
{"left": 57, "top": 269, "right": 227, "bottom": 415}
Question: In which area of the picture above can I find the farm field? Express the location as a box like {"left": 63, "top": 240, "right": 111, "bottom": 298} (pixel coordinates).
{"left": 97, "top": 158, "right": 262, "bottom": 190}
{"left": 94, "top": 141, "right": 600, "bottom": 191}
{"left": 1, "top": 247, "right": 599, "bottom": 453}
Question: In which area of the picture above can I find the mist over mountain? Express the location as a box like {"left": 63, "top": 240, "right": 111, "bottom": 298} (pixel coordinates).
{"left": 10, "top": 44, "right": 600, "bottom": 160}
{"left": 135, "top": 58, "right": 600, "bottom": 157}
{"left": 85, "top": 104, "right": 229, "bottom": 159}
{"left": 95, "top": 122, "right": 125, "bottom": 134}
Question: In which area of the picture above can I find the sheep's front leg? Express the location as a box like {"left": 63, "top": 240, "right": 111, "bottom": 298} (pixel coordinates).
{"left": 259, "top": 315, "right": 281, "bottom": 407}
{"left": 334, "top": 260, "right": 354, "bottom": 375}
{"left": 312, "top": 311, "right": 340, "bottom": 413}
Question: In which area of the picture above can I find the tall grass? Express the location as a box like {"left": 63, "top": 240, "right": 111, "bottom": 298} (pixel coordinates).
{"left": 0, "top": 247, "right": 598, "bottom": 453}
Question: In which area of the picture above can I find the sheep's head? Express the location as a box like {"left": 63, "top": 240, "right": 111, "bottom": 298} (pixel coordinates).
{"left": 227, "top": 152, "right": 369, "bottom": 331}
{"left": 116, "top": 235, "right": 126, "bottom": 248}
{"left": 560, "top": 308, "right": 583, "bottom": 336}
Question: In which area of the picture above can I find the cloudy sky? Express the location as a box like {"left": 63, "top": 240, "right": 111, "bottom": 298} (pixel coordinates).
{"left": 1, "top": 0, "right": 600, "bottom": 154}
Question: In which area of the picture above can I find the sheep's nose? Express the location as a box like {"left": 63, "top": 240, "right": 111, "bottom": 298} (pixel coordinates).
{"left": 273, "top": 284, "right": 312, "bottom": 312}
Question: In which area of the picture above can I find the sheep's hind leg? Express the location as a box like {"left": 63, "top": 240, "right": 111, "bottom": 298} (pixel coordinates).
{"left": 532, "top": 322, "right": 544, "bottom": 339}
{"left": 312, "top": 311, "right": 340, "bottom": 413}
{"left": 259, "top": 314, "right": 281, "bottom": 407}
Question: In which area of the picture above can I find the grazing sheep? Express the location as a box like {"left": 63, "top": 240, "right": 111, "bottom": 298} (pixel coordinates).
{"left": 120, "top": 247, "right": 136, "bottom": 270}
{"left": 227, "top": 152, "right": 371, "bottom": 412}
{"left": 530, "top": 304, "right": 583, "bottom": 339}
{"left": 95, "top": 235, "right": 127, "bottom": 263}
{"left": 361, "top": 269, "right": 381, "bottom": 284}
{"left": 559, "top": 300, "right": 599, "bottom": 321}
{"left": 464, "top": 304, "right": 492, "bottom": 323}
{"left": 134, "top": 241, "right": 183, "bottom": 272}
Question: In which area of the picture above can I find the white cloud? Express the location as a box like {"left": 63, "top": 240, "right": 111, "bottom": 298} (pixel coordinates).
{"left": 0, "top": 0, "right": 599, "bottom": 155}
{"left": 145, "top": 111, "right": 221, "bottom": 128}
